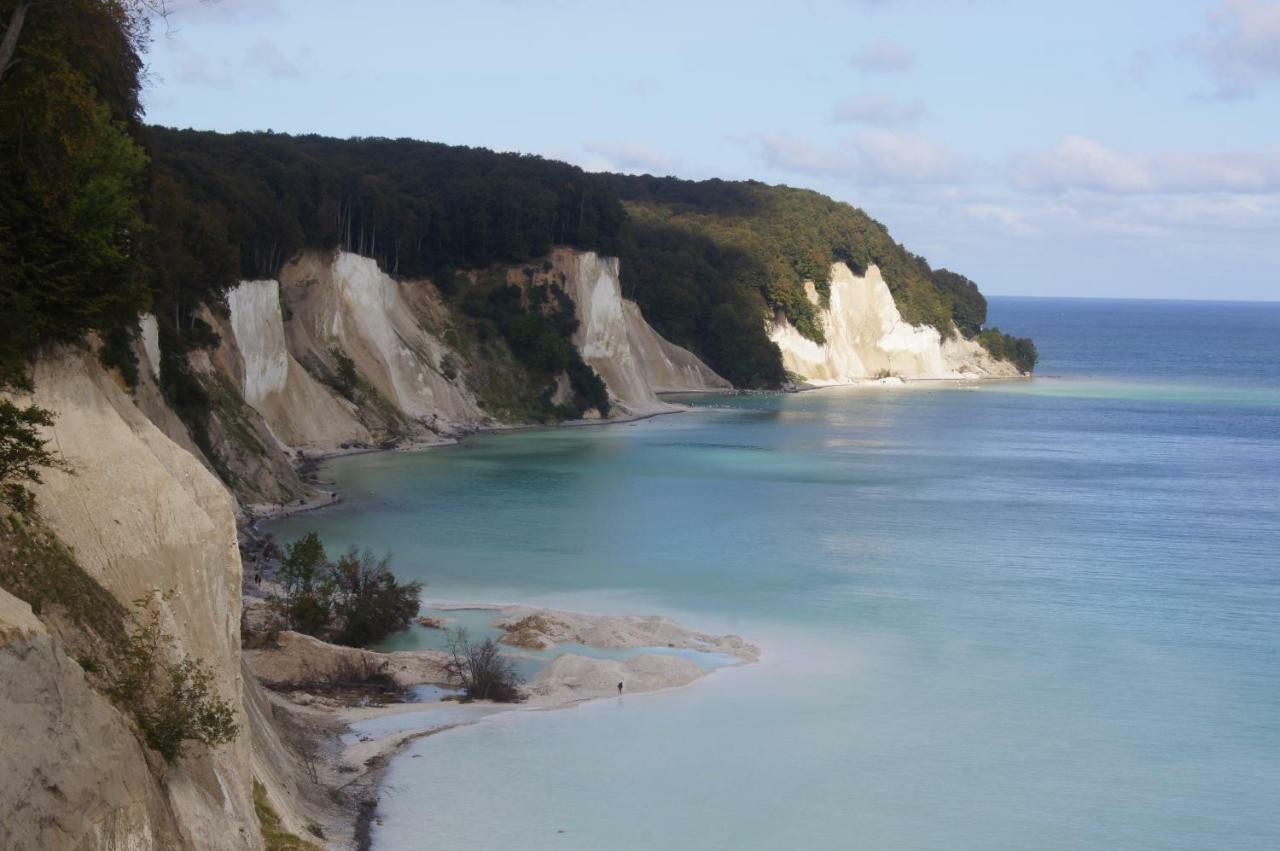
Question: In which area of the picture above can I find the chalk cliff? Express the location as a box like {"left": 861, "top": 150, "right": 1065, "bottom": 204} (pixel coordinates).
{"left": 769, "top": 263, "right": 1022, "bottom": 383}
{"left": 1, "top": 350, "right": 265, "bottom": 849}
{"left": 554, "top": 249, "right": 730, "bottom": 415}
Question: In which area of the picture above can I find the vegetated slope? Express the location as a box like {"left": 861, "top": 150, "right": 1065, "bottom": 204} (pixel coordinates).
{"left": 605, "top": 175, "right": 1037, "bottom": 380}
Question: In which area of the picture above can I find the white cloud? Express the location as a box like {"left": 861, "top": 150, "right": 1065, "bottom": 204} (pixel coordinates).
{"left": 1193, "top": 0, "right": 1280, "bottom": 99}
{"left": 1013, "top": 135, "right": 1280, "bottom": 194}
{"left": 758, "top": 131, "right": 963, "bottom": 184}
{"left": 1012, "top": 135, "right": 1152, "bottom": 193}
{"left": 848, "top": 40, "right": 914, "bottom": 73}
{"left": 580, "top": 141, "right": 681, "bottom": 175}
{"left": 962, "top": 203, "right": 1038, "bottom": 237}
{"left": 831, "top": 94, "right": 926, "bottom": 126}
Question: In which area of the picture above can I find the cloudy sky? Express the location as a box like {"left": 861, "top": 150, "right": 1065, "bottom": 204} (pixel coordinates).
{"left": 143, "top": 0, "right": 1280, "bottom": 300}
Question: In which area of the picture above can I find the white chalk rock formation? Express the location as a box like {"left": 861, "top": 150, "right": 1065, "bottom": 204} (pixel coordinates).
{"left": 224, "top": 279, "right": 370, "bottom": 451}
{"left": 556, "top": 250, "right": 730, "bottom": 414}
{"left": 282, "top": 251, "right": 484, "bottom": 431}
{"left": 769, "top": 262, "right": 1021, "bottom": 383}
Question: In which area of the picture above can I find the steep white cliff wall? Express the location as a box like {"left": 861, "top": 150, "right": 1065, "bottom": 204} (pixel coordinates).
{"left": 17, "top": 350, "right": 262, "bottom": 850}
{"left": 224, "top": 279, "right": 370, "bottom": 452}
{"left": 555, "top": 250, "right": 729, "bottom": 414}
{"left": 768, "top": 263, "right": 1021, "bottom": 383}
{"left": 0, "top": 587, "right": 185, "bottom": 850}
{"left": 282, "top": 251, "right": 485, "bottom": 432}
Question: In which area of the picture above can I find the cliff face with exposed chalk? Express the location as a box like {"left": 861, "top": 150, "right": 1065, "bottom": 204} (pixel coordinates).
{"left": 768, "top": 262, "right": 1021, "bottom": 384}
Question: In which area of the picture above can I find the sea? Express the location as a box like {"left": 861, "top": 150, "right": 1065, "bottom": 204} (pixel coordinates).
{"left": 267, "top": 297, "right": 1280, "bottom": 850}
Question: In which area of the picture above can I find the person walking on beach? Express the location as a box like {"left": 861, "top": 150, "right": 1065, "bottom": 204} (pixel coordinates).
{"left": 617, "top": 681, "right": 624, "bottom": 694}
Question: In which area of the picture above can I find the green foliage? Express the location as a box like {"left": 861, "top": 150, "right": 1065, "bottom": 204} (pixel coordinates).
{"left": 0, "top": 510, "right": 127, "bottom": 648}
{"left": 275, "top": 532, "right": 333, "bottom": 636}
{"left": 108, "top": 595, "right": 239, "bottom": 763}
{"left": 0, "top": 0, "right": 151, "bottom": 386}
{"left": 0, "top": 400, "right": 64, "bottom": 512}
{"left": 156, "top": 321, "right": 215, "bottom": 458}
{"left": 98, "top": 324, "right": 141, "bottom": 388}
{"left": 978, "top": 328, "right": 1039, "bottom": 373}
{"left": 145, "top": 128, "right": 625, "bottom": 320}
{"left": 453, "top": 274, "right": 610, "bottom": 419}
{"left": 608, "top": 176, "right": 951, "bottom": 328}
{"left": 254, "top": 780, "right": 322, "bottom": 851}
{"left": 273, "top": 533, "right": 422, "bottom": 647}
{"left": 327, "top": 348, "right": 360, "bottom": 402}
{"left": 930, "top": 269, "right": 988, "bottom": 339}
{"left": 328, "top": 547, "right": 423, "bottom": 647}
{"left": 613, "top": 219, "right": 786, "bottom": 388}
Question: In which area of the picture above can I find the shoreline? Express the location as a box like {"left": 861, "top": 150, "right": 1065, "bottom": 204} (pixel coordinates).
{"left": 242, "top": 375, "right": 1026, "bottom": 522}
{"left": 242, "top": 404, "right": 698, "bottom": 521}
{"left": 243, "top": 601, "right": 759, "bottom": 848}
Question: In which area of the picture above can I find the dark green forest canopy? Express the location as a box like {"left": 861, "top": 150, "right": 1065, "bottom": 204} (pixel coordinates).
{"left": 145, "top": 128, "right": 625, "bottom": 317}
{"left": 0, "top": 0, "right": 151, "bottom": 386}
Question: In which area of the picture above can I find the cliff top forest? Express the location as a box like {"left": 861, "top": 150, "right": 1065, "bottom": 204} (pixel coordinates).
{"left": 0, "top": 0, "right": 1034, "bottom": 401}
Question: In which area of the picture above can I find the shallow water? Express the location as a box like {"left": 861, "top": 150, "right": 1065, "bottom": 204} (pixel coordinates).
{"left": 269, "top": 297, "right": 1280, "bottom": 849}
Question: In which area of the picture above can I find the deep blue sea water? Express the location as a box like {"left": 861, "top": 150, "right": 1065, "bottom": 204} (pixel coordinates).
{"left": 269, "top": 297, "right": 1280, "bottom": 850}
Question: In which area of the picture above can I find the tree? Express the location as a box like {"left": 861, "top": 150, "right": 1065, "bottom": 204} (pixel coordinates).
{"left": 0, "top": 399, "right": 63, "bottom": 512}
{"left": 0, "top": 0, "right": 152, "bottom": 385}
{"left": 272, "top": 535, "right": 422, "bottom": 647}
{"left": 443, "top": 628, "right": 523, "bottom": 703}
{"left": 328, "top": 547, "right": 422, "bottom": 647}
{"left": 274, "top": 532, "right": 333, "bottom": 636}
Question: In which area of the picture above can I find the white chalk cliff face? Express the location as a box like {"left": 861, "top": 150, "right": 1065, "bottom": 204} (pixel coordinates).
{"left": 555, "top": 249, "right": 730, "bottom": 414}
{"left": 282, "top": 251, "right": 485, "bottom": 430}
{"left": 6, "top": 350, "right": 263, "bottom": 849}
{"left": 769, "top": 262, "right": 1021, "bottom": 383}
{"left": 224, "top": 279, "right": 370, "bottom": 452}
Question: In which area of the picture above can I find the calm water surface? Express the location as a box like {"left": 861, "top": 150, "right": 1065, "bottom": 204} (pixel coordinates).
{"left": 269, "top": 297, "right": 1280, "bottom": 850}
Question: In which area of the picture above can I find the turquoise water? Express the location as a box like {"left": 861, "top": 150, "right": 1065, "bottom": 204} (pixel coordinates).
{"left": 269, "top": 298, "right": 1280, "bottom": 849}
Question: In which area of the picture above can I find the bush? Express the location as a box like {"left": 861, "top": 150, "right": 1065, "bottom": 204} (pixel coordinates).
{"left": 272, "top": 533, "right": 422, "bottom": 648}
{"left": 328, "top": 348, "right": 360, "bottom": 402}
{"left": 109, "top": 595, "right": 239, "bottom": 763}
{"left": 328, "top": 547, "right": 422, "bottom": 647}
{"left": 98, "top": 325, "right": 141, "bottom": 388}
{"left": 443, "top": 627, "right": 523, "bottom": 703}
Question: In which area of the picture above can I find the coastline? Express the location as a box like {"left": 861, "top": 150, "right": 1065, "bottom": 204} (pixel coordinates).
{"left": 241, "top": 374, "right": 1024, "bottom": 521}
{"left": 238, "top": 378, "right": 996, "bottom": 845}
{"left": 242, "top": 599, "right": 759, "bottom": 848}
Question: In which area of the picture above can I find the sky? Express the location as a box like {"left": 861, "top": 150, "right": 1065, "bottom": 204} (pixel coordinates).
{"left": 141, "top": 0, "right": 1280, "bottom": 301}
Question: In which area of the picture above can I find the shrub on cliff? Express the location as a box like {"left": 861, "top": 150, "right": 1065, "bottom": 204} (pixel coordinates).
{"left": 109, "top": 594, "right": 239, "bottom": 763}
